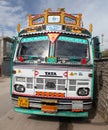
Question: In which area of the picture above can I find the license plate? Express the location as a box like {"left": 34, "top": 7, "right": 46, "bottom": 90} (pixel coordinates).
{"left": 46, "top": 25, "right": 62, "bottom": 31}
{"left": 18, "top": 97, "right": 29, "bottom": 108}
{"left": 72, "top": 101, "right": 83, "bottom": 112}
{"left": 42, "top": 105, "right": 57, "bottom": 113}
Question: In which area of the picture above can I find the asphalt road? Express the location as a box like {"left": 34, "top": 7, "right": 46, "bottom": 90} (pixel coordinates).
{"left": 0, "top": 77, "right": 108, "bottom": 130}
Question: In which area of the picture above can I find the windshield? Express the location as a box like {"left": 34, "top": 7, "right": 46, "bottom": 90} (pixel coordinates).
{"left": 16, "top": 35, "right": 89, "bottom": 64}
{"left": 18, "top": 40, "right": 48, "bottom": 57}
{"left": 56, "top": 36, "right": 89, "bottom": 59}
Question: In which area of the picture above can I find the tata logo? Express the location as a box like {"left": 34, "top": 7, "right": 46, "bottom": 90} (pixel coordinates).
{"left": 45, "top": 72, "right": 57, "bottom": 76}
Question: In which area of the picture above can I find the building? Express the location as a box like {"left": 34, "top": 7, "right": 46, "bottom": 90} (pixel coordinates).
{"left": 0, "top": 36, "right": 14, "bottom": 76}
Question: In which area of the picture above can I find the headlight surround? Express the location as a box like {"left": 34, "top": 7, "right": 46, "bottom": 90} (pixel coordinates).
{"left": 77, "top": 87, "right": 90, "bottom": 96}
{"left": 14, "top": 84, "right": 25, "bottom": 92}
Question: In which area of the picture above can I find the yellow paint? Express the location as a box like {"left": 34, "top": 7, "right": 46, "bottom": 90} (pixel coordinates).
{"left": 27, "top": 8, "right": 82, "bottom": 29}
{"left": 18, "top": 69, "right": 22, "bottom": 74}
{"left": 89, "top": 23, "right": 93, "bottom": 33}
{"left": 72, "top": 29, "right": 81, "bottom": 33}
{"left": 28, "top": 15, "right": 32, "bottom": 26}
{"left": 70, "top": 72, "right": 74, "bottom": 76}
{"left": 17, "top": 24, "right": 21, "bottom": 32}
{"left": 76, "top": 13, "right": 82, "bottom": 27}
{"left": 18, "top": 8, "right": 89, "bottom": 34}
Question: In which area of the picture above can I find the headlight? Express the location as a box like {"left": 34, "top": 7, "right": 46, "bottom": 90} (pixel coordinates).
{"left": 16, "top": 77, "right": 25, "bottom": 82}
{"left": 77, "top": 88, "right": 90, "bottom": 96}
{"left": 14, "top": 84, "right": 25, "bottom": 92}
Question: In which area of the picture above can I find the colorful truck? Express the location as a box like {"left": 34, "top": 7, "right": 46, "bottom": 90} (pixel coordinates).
{"left": 11, "top": 8, "right": 94, "bottom": 117}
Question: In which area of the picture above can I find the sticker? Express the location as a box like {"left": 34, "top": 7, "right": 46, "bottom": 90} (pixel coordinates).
{"left": 18, "top": 69, "right": 22, "bottom": 74}
{"left": 47, "top": 33, "right": 60, "bottom": 44}
{"left": 69, "top": 72, "right": 77, "bottom": 76}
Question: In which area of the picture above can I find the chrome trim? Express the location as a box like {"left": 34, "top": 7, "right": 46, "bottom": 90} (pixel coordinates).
{"left": 12, "top": 97, "right": 92, "bottom": 110}
{"left": 20, "top": 31, "right": 90, "bottom": 37}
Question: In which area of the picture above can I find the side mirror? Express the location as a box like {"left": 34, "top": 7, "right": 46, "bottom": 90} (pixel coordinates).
{"left": 93, "top": 36, "right": 101, "bottom": 59}
{"left": 10, "top": 37, "right": 18, "bottom": 59}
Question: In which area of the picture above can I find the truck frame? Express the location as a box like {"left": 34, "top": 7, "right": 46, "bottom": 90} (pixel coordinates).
{"left": 10, "top": 8, "right": 94, "bottom": 117}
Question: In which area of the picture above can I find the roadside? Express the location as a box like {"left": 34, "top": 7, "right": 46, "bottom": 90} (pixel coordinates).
{"left": 0, "top": 76, "right": 10, "bottom": 96}
{"left": 0, "top": 76, "right": 13, "bottom": 118}
{"left": 0, "top": 76, "right": 10, "bottom": 82}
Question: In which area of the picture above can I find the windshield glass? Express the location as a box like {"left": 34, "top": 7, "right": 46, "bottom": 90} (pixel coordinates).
{"left": 56, "top": 36, "right": 89, "bottom": 59}
{"left": 19, "top": 41, "right": 48, "bottom": 57}
{"left": 17, "top": 36, "right": 49, "bottom": 58}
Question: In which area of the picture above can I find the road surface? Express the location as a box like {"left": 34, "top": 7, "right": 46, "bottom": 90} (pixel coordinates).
{"left": 0, "top": 77, "right": 12, "bottom": 118}
{"left": 0, "top": 77, "right": 108, "bottom": 130}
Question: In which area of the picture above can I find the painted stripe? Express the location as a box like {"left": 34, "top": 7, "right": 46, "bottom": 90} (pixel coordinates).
{"left": 21, "top": 36, "right": 48, "bottom": 43}
{"left": 58, "top": 36, "right": 88, "bottom": 44}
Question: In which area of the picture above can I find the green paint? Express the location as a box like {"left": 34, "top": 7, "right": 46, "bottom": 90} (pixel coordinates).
{"left": 10, "top": 37, "right": 18, "bottom": 96}
{"left": 47, "top": 57, "right": 57, "bottom": 63}
{"left": 14, "top": 107, "right": 88, "bottom": 117}
{"left": 58, "top": 36, "right": 87, "bottom": 44}
{"left": 21, "top": 36, "right": 48, "bottom": 43}
{"left": 89, "top": 35, "right": 94, "bottom": 100}
{"left": 91, "top": 37, "right": 95, "bottom": 100}
{"left": 21, "top": 35, "right": 87, "bottom": 44}
{"left": 10, "top": 59, "right": 13, "bottom": 96}
{"left": 97, "top": 36, "right": 101, "bottom": 58}
{"left": 50, "top": 45, "right": 54, "bottom": 57}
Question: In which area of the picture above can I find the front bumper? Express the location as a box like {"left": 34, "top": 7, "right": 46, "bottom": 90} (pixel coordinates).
{"left": 12, "top": 95, "right": 92, "bottom": 110}
{"left": 14, "top": 107, "right": 88, "bottom": 117}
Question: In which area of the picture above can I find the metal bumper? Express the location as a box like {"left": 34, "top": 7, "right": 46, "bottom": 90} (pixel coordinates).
{"left": 12, "top": 95, "right": 92, "bottom": 110}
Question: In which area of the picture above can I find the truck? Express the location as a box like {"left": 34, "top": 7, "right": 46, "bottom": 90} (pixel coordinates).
{"left": 11, "top": 8, "right": 94, "bottom": 117}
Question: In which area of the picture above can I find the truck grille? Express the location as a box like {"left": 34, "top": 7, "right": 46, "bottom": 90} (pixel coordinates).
{"left": 35, "top": 78, "right": 78, "bottom": 91}
{"left": 69, "top": 80, "right": 76, "bottom": 91}
{"left": 15, "top": 77, "right": 89, "bottom": 91}
{"left": 35, "top": 78, "right": 66, "bottom": 91}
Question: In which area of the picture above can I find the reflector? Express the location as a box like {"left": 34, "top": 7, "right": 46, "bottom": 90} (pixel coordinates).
{"left": 36, "top": 91, "right": 65, "bottom": 97}
{"left": 18, "top": 56, "right": 23, "bottom": 62}
{"left": 81, "top": 58, "right": 87, "bottom": 64}
{"left": 63, "top": 71, "right": 68, "bottom": 77}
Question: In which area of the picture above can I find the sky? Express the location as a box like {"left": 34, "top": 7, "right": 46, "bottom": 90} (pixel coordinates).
{"left": 0, "top": 0, "right": 108, "bottom": 50}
